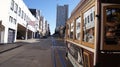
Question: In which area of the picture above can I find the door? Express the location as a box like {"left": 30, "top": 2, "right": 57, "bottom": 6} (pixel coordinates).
{"left": 8, "top": 29, "right": 15, "bottom": 43}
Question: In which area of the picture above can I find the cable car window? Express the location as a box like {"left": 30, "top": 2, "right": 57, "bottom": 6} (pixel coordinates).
{"left": 105, "top": 8, "right": 120, "bottom": 45}
{"left": 70, "top": 22, "right": 74, "bottom": 39}
{"left": 83, "top": 7, "right": 95, "bottom": 44}
{"left": 76, "top": 17, "right": 81, "bottom": 40}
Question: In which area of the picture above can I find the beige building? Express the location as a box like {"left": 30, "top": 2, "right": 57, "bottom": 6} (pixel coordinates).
{"left": 39, "top": 16, "right": 50, "bottom": 38}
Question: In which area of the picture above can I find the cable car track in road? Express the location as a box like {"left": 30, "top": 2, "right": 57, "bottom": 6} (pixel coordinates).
{"left": 51, "top": 37, "right": 66, "bottom": 67}
{"left": 51, "top": 37, "right": 57, "bottom": 67}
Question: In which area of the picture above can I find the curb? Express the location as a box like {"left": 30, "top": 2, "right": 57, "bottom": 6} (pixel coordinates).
{"left": 0, "top": 45, "right": 22, "bottom": 54}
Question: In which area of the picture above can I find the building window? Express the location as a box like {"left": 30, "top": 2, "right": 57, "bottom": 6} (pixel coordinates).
{"left": 24, "top": 13, "right": 26, "bottom": 20}
{"left": 14, "top": 3, "right": 18, "bottom": 13}
{"left": 9, "top": 16, "right": 13, "bottom": 23}
{"left": 26, "top": 16, "right": 28, "bottom": 21}
{"left": 18, "top": 7, "right": 21, "bottom": 16}
{"left": 21, "top": 10, "right": 23, "bottom": 19}
{"left": 90, "top": 13, "right": 93, "bottom": 21}
{"left": 23, "top": 12, "right": 25, "bottom": 19}
{"left": 9, "top": 16, "right": 16, "bottom": 24}
{"left": 13, "top": 18, "right": 17, "bottom": 24}
{"left": 9, "top": 16, "right": 12, "bottom": 22}
{"left": 87, "top": 16, "right": 89, "bottom": 23}
{"left": 10, "top": 0, "right": 14, "bottom": 11}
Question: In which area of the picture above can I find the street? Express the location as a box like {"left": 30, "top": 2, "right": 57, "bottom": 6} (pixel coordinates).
{"left": 0, "top": 37, "right": 73, "bottom": 67}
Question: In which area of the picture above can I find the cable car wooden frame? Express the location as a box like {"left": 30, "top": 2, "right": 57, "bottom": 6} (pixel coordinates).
{"left": 65, "top": 0, "right": 120, "bottom": 67}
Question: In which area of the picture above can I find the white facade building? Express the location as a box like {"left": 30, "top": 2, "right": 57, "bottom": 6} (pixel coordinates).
{"left": 0, "top": 0, "right": 37, "bottom": 43}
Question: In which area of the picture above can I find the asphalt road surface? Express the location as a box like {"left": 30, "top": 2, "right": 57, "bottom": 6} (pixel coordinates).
{"left": 0, "top": 37, "right": 73, "bottom": 67}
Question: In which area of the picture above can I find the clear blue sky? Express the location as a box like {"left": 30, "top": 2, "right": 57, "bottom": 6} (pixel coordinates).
{"left": 23, "top": 0, "right": 80, "bottom": 34}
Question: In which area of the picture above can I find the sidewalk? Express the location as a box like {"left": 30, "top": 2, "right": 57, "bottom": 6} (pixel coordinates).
{"left": 0, "top": 43, "right": 22, "bottom": 54}
{"left": 16, "top": 39, "right": 40, "bottom": 43}
{"left": 0, "top": 39, "right": 40, "bottom": 54}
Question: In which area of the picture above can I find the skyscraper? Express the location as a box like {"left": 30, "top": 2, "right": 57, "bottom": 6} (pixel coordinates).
{"left": 56, "top": 5, "right": 68, "bottom": 31}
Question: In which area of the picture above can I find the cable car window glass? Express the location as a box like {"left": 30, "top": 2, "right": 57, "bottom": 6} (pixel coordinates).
{"left": 76, "top": 17, "right": 81, "bottom": 40}
{"left": 83, "top": 7, "right": 95, "bottom": 44}
{"left": 70, "top": 22, "right": 74, "bottom": 39}
{"left": 105, "top": 8, "right": 120, "bottom": 45}
{"left": 68, "top": 23, "right": 70, "bottom": 38}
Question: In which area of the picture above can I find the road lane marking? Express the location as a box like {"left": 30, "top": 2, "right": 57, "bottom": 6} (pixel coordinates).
{"left": 51, "top": 37, "right": 56, "bottom": 67}
{"left": 57, "top": 49, "right": 66, "bottom": 67}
